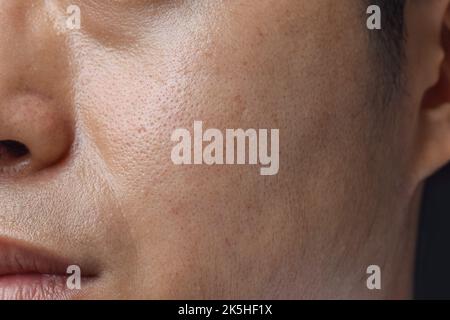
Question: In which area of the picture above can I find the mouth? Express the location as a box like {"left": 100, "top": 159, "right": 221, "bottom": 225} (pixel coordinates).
{"left": 0, "top": 238, "right": 96, "bottom": 300}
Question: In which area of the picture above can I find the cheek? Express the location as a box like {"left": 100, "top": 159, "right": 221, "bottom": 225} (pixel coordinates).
{"left": 65, "top": 0, "right": 376, "bottom": 296}
{"left": 69, "top": 0, "right": 321, "bottom": 183}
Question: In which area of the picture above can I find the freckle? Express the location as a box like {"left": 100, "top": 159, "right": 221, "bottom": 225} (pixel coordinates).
{"left": 256, "top": 27, "right": 264, "bottom": 38}
{"left": 137, "top": 126, "right": 147, "bottom": 134}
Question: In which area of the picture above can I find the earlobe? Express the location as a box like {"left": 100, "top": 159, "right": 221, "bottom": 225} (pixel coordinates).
{"left": 412, "top": 3, "right": 450, "bottom": 182}
{"left": 416, "top": 102, "right": 450, "bottom": 181}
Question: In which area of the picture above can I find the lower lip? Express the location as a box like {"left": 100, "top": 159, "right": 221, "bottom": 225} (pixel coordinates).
{"left": 0, "top": 274, "right": 72, "bottom": 300}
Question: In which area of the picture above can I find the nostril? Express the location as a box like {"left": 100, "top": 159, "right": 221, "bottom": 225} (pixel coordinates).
{"left": 0, "top": 93, "right": 74, "bottom": 178}
{"left": 0, "top": 140, "right": 30, "bottom": 158}
{"left": 0, "top": 140, "right": 30, "bottom": 170}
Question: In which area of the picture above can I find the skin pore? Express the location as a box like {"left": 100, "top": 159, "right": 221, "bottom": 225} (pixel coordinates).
{"left": 1, "top": 0, "right": 450, "bottom": 299}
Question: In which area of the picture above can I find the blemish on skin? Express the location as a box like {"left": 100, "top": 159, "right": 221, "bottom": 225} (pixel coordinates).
{"left": 137, "top": 126, "right": 147, "bottom": 134}
{"left": 171, "top": 207, "right": 179, "bottom": 216}
{"left": 256, "top": 27, "right": 265, "bottom": 39}
{"left": 234, "top": 94, "right": 243, "bottom": 106}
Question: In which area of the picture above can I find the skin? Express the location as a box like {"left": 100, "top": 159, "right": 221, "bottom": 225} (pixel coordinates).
{"left": 0, "top": 0, "right": 450, "bottom": 299}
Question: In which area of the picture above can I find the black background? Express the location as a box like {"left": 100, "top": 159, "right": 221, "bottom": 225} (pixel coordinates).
{"left": 415, "top": 162, "right": 450, "bottom": 299}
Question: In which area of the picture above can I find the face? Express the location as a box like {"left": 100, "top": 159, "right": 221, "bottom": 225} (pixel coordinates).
{"left": 0, "top": 0, "right": 447, "bottom": 299}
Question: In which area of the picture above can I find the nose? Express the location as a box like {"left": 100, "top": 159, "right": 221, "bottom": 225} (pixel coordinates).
{"left": 0, "top": 1, "right": 74, "bottom": 177}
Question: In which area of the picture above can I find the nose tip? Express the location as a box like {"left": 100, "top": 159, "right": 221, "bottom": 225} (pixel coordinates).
{"left": 0, "top": 93, "right": 73, "bottom": 177}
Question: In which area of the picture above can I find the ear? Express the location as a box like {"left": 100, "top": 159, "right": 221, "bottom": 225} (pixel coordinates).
{"left": 412, "top": 0, "right": 450, "bottom": 182}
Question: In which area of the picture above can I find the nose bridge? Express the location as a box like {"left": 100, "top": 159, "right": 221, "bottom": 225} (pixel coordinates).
{"left": 0, "top": 1, "right": 75, "bottom": 177}
{"left": 0, "top": 1, "right": 71, "bottom": 98}
{"left": 0, "top": 1, "right": 28, "bottom": 95}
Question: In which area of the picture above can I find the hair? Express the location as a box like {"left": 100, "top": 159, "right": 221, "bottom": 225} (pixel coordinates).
{"left": 368, "top": 0, "right": 407, "bottom": 104}
{"left": 372, "top": 0, "right": 406, "bottom": 59}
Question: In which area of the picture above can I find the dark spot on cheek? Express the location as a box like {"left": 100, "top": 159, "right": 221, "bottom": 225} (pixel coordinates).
{"left": 256, "top": 27, "right": 264, "bottom": 38}
{"left": 234, "top": 95, "right": 243, "bottom": 105}
{"left": 137, "top": 126, "right": 147, "bottom": 134}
